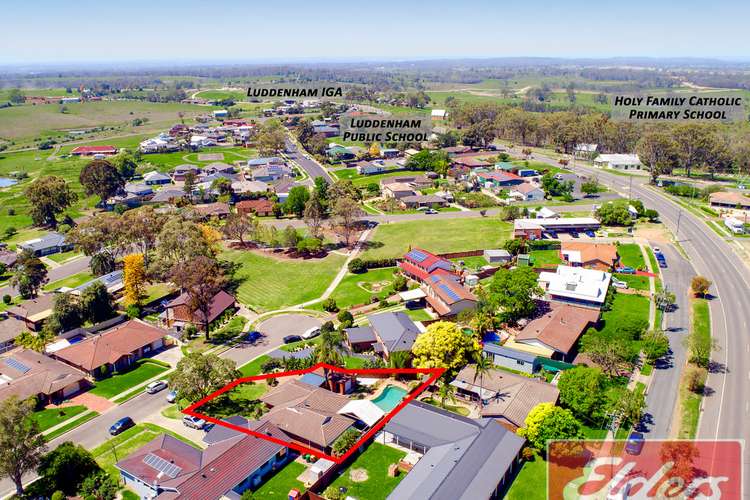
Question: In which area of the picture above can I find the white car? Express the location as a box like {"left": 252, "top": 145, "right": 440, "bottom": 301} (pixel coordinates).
{"left": 145, "top": 380, "right": 168, "bottom": 394}
{"left": 612, "top": 280, "right": 629, "bottom": 289}
{"left": 302, "top": 327, "right": 321, "bottom": 340}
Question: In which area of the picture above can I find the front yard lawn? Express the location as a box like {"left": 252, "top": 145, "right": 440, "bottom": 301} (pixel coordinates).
{"left": 252, "top": 460, "right": 306, "bottom": 499}
{"left": 221, "top": 249, "right": 346, "bottom": 311}
{"left": 43, "top": 271, "right": 93, "bottom": 291}
{"left": 506, "top": 455, "right": 547, "bottom": 500}
{"left": 614, "top": 273, "right": 650, "bottom": 291}
{"left": 45, "top": 250, "right": 82, "bottom": 264}
{"left": 361, "top": 218, "right": 512, "bottom": 260}
{"left": 617, "top": 243, "right": 646, "bottom": 270}
{"left": 32, "top": 405, "right": 87, "bottom": 432}
{"left": 530, "top": 249, "right": 562, "bottom": 267}
{"left": 328, "top": 442, "right": 407, "bottom": 500}
{"left": 597, "top": 293, "right": 650, "bottom": 337}
{"left": 89, "top": 359, "right": 169, "bottom": 398}
{"left": 239, "top": 354, "right": 271, "bottom": 376}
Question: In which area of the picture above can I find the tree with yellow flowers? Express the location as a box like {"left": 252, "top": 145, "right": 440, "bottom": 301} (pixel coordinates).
{"left": 411, "top": 321, "right": 478, "bottom": 374}
{"left": 123, "top": 253, "right": 147, "bottom": 307}
{"left": 368, "top": 142, "right": 381, "bottom": 158}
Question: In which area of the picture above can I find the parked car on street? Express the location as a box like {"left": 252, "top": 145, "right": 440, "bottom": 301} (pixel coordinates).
{"left": 283, "top": 334, "right": 302, "bottom": 344}
{"left": 146, "top": 380, "right": 168, "bottom": 394}
{"left": 584, "top": 230, "right": 596, "bottom": 237}
{"left": 183, "top": 415, "right": 206, "bottom": 430}
{"left": 109, "top": 417, "right": 135, "bottom": 435}
{"left": 166, "top": 390, "right": 177, "bottom": 403}
{"left": 246, "top": 330, "right": 262, "bottom": 342}
{"left": 302, "top": 327, "right": 320, "bottom": 340}
{"left": 424, "top": 209, "right": 438, "bottom": 214}
{"left": 625, "top": 431, "right": 645, "bottom": 455}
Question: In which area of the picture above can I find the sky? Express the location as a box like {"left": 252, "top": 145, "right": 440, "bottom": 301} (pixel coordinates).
{"left": 1, "top": 0, "right": 749, "bottom": 65}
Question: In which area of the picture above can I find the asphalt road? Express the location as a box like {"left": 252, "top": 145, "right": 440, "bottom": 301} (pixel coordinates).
{"left": 563, "top": 157, "right": 750, "bottom": 475}
{"left": 639, "top": 243, "right": 694, "bottom": 438}
{"left": 0, "top": 255, "right": 91, "bottom": 297}
{"left": 284, "top": 138, "right": 333, "bottom": 183}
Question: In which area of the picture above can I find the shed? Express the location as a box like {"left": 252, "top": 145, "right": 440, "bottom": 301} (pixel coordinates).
{"left": 483, "top": 249, "right": 511, "bottom": 264}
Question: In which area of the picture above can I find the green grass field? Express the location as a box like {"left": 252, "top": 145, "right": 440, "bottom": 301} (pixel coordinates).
{"left": 597, "top": 293, "right": 650, "bottom": 337}
{"left": 505, "top": 456, "right": 547, "bottom": 500}
{"left": 328, "top": 443, "right": 407, "bottom": 500}
{"left": 617, "top": 243, "right": 646, "bottom": 269}
{"left": 251, "top": 460, "right": 306, "bottom": 499}
{"left": 221, "top": 248, "right": 346, "bottom": 311}
{"left": 43, "top": 270, "right": 93, "bottom": 291}
{"left": 361, "top": 218, "right": 512, "bottom": 260}
{"left": 614, "top": 273, "right": 650, "bottom": 291}
{"left": 31, "top": 405, "right": 87, "bottom": 432}
{"left": 89, "top": 360, "right": 168, "bottom": 398}
{"left": 320, "top": 267, "right": 398, "bottom": 310}
{"left": 530, "top": 249, "right": 562, "bottom": 267}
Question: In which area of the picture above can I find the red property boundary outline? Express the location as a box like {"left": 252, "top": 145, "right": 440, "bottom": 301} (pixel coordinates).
{"left": 183, "top": 362, "right": 445, "bottom": 464}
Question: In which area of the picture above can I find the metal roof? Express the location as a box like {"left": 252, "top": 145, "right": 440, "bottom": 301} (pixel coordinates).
{"left": 482, "top": 343, "right": 538, "bottom": 364}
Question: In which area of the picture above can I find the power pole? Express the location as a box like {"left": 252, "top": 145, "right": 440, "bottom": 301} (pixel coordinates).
{"left": 676, "top": 209, "right": 683, "bottom": 240}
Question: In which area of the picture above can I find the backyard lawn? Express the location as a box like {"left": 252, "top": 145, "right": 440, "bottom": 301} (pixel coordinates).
{"left": 530, "top": 249, "right": 562, "bottom": 267}
{"left": 321, "top": 267, "right": 398, "bottom": 310}
{"left": 328, "top": 442, "right": 407, "bottom": 500}
{"left": 89, "top": 360, "right": 169, "bottom": 398}
{"left": 252, "top": 460, "right": 306, "bottom": 499}
{"left": 617, "top": 243, "right": 646, "bottom": 270}
{"left": 596, "top": 293, "right": 650, "bottom": 336}
{"left": 43, "top": 270, "right": 93, "bottom": 291}
{"left": 505, "top": 456, "right": 547, "bottom": 500}
{"left": 361, "top": 218, "right": 512, "bottom": 260}
{"left": 31, "top": 405, "right": 87, "bottom": 432}
{"left": 221, "top": 249, "right": 346, "bottom": 311}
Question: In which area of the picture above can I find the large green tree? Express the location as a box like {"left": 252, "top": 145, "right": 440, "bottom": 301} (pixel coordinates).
{"left": 285, "top": 186, "right": 310, "bottom": 218}
{"left": 79, "top": 281, "right": 117, "bottom": 324}
{"left": 520, "top": 402, "right": 584, "bottom": 453}
{"left": 0, "top": 396, "right": 47, "bottom": 496}
{"left": 487, "top": 267, "right": 543, "bottom": 323}
{"left": 79, "top": 159, "right": 124, "bottom": 203}
{"left": 11, "top": 249, "right": 48, "bottom": 299}
{"left": 411, "top": 321, "right": 478, "bottom": 374}
{"left": 36, "top": 442, "right": 100, "bottom": 496}
{"left": 557, "top": 366, "right": 607, "bottom": 422}
{"left": 170, "top": 352, "right": 239, "bottom": 402}
{"left": 24, "top": 175, "right": 78, "bottom": 227}
{"left": 170, "top": 256, "right": 228, "bottom": 338}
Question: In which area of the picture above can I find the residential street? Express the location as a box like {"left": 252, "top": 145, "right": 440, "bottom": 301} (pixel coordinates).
{"left": 284, "top": 137, "right": 333, "bottom": 183}
{"left": 0, "top": 255, "right": 91, "bottom": 297}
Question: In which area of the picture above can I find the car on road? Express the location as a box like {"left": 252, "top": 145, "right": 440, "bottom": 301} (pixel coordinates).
{"left": 283, "top": 334, "right": 302, "bottom": 344}
{"left": 653, "top": 247, "right": 661, "bottom": 254}
{"left": 182, "top": 415, "right": 206, "bottom": 430}
{"left": 166, "top": 390, "right": 177, "bottom": 403}
{"left": 584, "top": 230, "right": 596, "bottom": 237}
{"left": 657, "top": 257, "right": 667, "bottom": 268}
{"left": 616, "top": 266, "right": 636, "bottom": 274}
{"left": 109, "top": 417, "right": 135, "bottom": 435}
{"left": 246, "top": 330, "right": 261, "bottom": 342}
{"left": 612, "top": 279, "right": 629, "bottom": 289}
{"left": 546, "top": 230, "right": 558, "bottom": 239}
{"left": 570, "top": 231, "right": 579, "bottom": 238}
{"left": 145, "top": 380, "right": 168, "bottom": 394}
{"left": 625, "top": 431, "right": 645, "bottom": 455}
{"left": 424, "top": 209, "right": 438, "bottom": 215}
{"left": 302, "top": 327, "right": 321, "bottom": 340}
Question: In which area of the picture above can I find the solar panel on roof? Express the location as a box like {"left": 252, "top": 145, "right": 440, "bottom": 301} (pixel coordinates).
{"left": 438, "top": 283, "right": 461, "bottom": 301}
{"left": 407, "top": 249, "right": 428, "bottom": 262}
{"left": 4, "top": 357, "right": 30, "bottom": 373}
{"left": 143, "top": 453, "right": 182, "bottom": 479}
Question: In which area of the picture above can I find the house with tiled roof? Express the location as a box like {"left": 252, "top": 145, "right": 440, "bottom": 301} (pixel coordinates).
{"left": 236, "top": 199, "right": 274, "bottom": 217}
{"left": 344, "top": 311, "right": 422, "bottom": 359}
{"left": 7, "top": 294, "right": 56, "bottom": 331}
{"left": 515, "top": 302, "right": 600, "bottom": 360}
{"left": 560, "top": 242, "right": 619, "bottom": 271}
{"left": 451, "top": 365, "right": 559, "bottom": 429}
{"left": 509, "top": 182, "right": 545, "bottom": 201}
{"left": 423, "top": 273, "right": 477, "bottom": 318}
{"left": 0, "top": 349, "right": 88, "bottom": 404}
{"left": 51, "top": 319, "right": 169, "bottom": 377}
{"left": 162, "top": 290, "right": 236, "bottom": 333}
{"left": 398, "top": 248, "right": 453, "bottom": 282}
{"left": 192, "top": 202, "right": 231, "bottom": 219}
{"left": 472, "top": 171, "right": 525, "bottom": 189}
{"left": 71, "top": 145, "right": 117, "bottom": 156}
{"left": 116, "top": 422, "right": 293, "bottom": 499}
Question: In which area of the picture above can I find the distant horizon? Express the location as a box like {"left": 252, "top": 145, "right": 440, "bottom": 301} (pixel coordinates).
{"left": 2, "top": 0, "right": 748, "bottom": 65}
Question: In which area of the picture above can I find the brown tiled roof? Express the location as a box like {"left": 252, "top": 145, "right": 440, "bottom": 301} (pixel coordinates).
{"left": 166, "top": 290, "right": 236, "bottom": 324}
{"left": 512, "top": 183, "right": 542, "bottom": 194}
{"left": 236, "top": 199, "right": 274, "bottom": 213}
{"left": 710, "top": 191, "right": 750, "bottom": 207}
{"left": 193, "top": 202, "right": 230, "bottom": 217}
{"left": 0, "top": 316, "right": 26, "bottom": 344}
{"left": 7, "top": 294, "right": 56, "bottom": 321}
{"left": 0, "top": 349, "right": 86, "bottom": 401}
{"left": 454, "top": 365, "right": 559, "bottom": 427}
{"left": 515, "top": 303, "right": 600, "bottom": 354}
{"left": 260, "top": 378, "right": 353, "bottom": 447}
{"left": 52, "top": 320, "right": 167, "bottom": 371}
{"left": 561, "top": 242, "right": 618, "bottom": 267}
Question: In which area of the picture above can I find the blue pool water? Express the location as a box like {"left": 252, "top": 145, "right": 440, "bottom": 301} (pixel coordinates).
{"left": 372, "top": 385, "right": 408, "bottom": 412}
{"left": 482, "top": 331, "right": 501, "bottom": 343}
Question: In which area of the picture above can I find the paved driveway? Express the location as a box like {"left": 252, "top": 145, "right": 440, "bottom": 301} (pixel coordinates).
{"left": 220, "top": 313, "right": 323, "bottom": 367}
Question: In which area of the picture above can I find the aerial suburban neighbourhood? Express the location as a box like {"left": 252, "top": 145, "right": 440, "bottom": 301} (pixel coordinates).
{"left": 0, "top": 1, "right": 748, "bottom": 499}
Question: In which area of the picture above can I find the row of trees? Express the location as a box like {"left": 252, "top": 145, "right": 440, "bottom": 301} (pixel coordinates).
{"left": 446, "top": 100, "right": 750, "bottom": 179}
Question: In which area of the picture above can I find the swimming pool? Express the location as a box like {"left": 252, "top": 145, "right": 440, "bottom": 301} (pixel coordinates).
{"left": 372, "top": 385, "right": 408, "bottom": 412}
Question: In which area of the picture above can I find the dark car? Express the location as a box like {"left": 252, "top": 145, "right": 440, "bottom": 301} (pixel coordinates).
{"left": 570, "top": 231, "right": 579, "bottom": 238}
{"left": 109, "top": 417, "right": 135, "bottom": 435}
{"left": 657, "top": 257, "right": 667, "bottom": 268}
{"left": 616, "top": 266, "right": 636, "bottom": 274}
{"left": 625, "top": 431, "right": 645, "bottom": 455}
{"left": 283, "top": 335, "right": 302, "bottom": 344}
{"left": 247, "top": 330, "right": 262, "bottom": 342}
{"left": 584, "top": 230, "right": 596, "bottom": 238}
